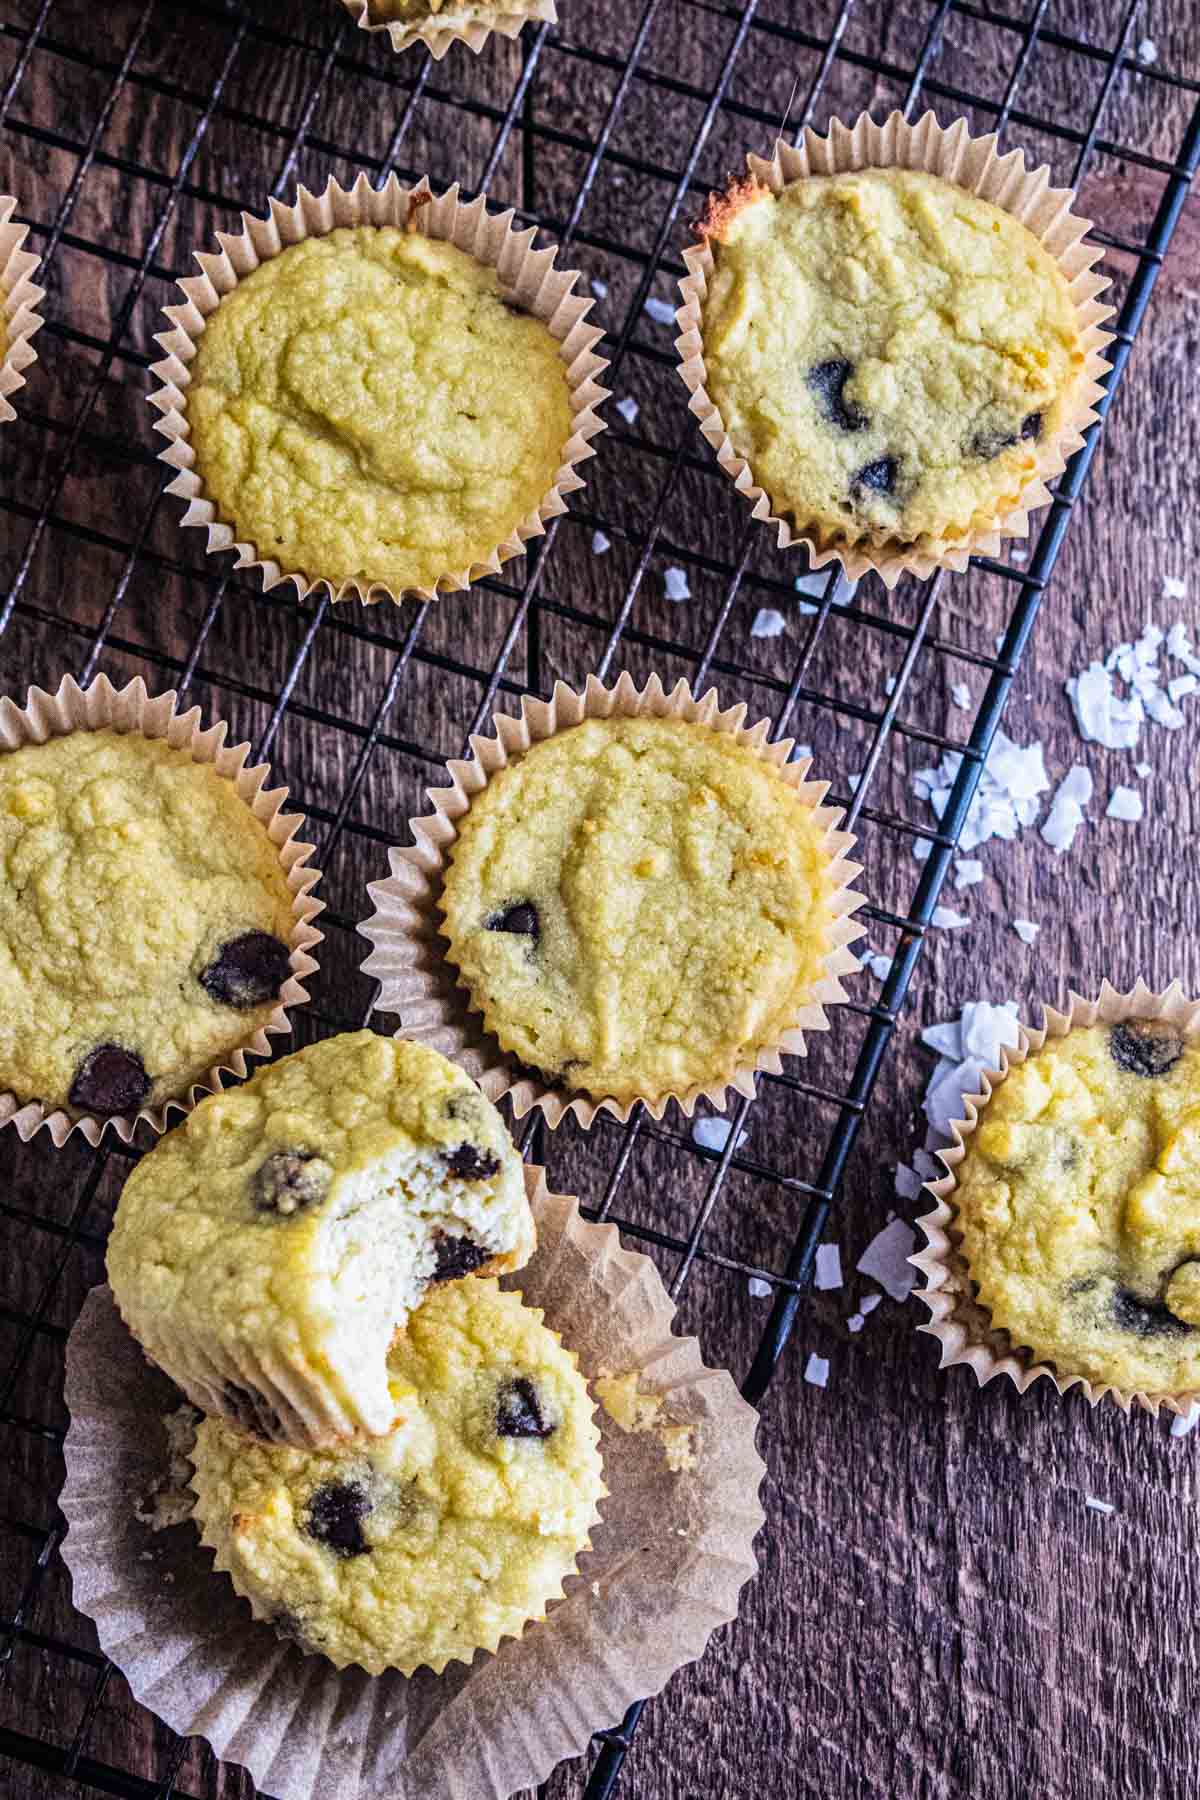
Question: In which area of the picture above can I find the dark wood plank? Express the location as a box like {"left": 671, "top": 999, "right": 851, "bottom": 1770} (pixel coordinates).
{"left": 1, "top": 0, "right": 1199, "bottom": 1796}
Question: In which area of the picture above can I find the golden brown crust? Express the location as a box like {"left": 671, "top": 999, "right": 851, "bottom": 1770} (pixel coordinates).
{"left": 698, "top": 173, "right": 768, "bottom": 244}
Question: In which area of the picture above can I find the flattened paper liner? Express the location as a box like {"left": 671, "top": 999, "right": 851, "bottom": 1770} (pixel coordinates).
{"left": 0, "top": 195, "right": 45, "bottom": 425}
{"left": 910, "top": 979, "right": 1200, "bottom": 1416}
{"left": 148, "top": 173, "right": 608, "bottom": 606}
{"left": 675, "top": 109, "right": 1114, "bottom": 590}
{"left": 0, "top": 675, "right": 324, "bottom": 1148}
{"left": 340, "top": 0, "right": 555, "bottom": 63}
{"left": 358, "top": 669, "right": 866, "bottom": 1128}
{"left": 60, "top": 1180, "right": 766, "bottom": 1800}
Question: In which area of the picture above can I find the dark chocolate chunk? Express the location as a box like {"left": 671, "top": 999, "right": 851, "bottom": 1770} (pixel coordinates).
{"left": 304, "top": 1480, "right": 372, "bottom": 1557}
{"left": 1112, "top": 1287, "right": 1192, "bottom": 1339}
{"left": 442, "top": 1142, "right": 501, "bottom": 1181}
{"left": 432, "top": 1234, "right": 490, "bottom": 1282}
{"left": 850, "top": 456, "right": 899, "bottom": 500}
{"left": 968, "top": 426, "right": 1019, "bottom": 461}
{"left": 805, "top": 359, "right": 867, "bottom": 433}
{"left": 486, "top": 901, "right": 539, "bottom": 939}
{"left": 1021, "top": 411, "right": 1042, "bottom": 442}
{"left": 495, "top": 1376, "right": 554, "bottom": 1439}
{"left": 69, "top": 1043, "right": 150, "bottom": 1116}
{"left": 222, "top": 1382, "right": 285, "bottom": 1441}
{"left": 1109, "top": 1021, "right": 1184, "bottom": 1079}
{"left": 199, "top": 931, "right": 291, "bottom": 1009}
{"left": 252, "top": 1150, "right": 333, "bottom": 1216}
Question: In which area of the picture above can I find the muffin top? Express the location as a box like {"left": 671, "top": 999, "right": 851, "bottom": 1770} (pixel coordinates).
{"left": 107, "top": 1031, "right": 536, "bottom": 1442}
{"left": 700, "top": 168, "right": 1085, "bottom": 552}
{"left": 0, "top": 729, "right": 294, "bottom": 1117}
{"left": 439, "top": 715, "right": 841, "bottom": 1105}
{"left": 190, "top": 1279, "right": 604, "bottom": 1675}
{"left": 954, "top": 1019, "right": 1200, "bottom": 1395}
{"left": 186, "top": 227, "right": 573, "bottom": 595}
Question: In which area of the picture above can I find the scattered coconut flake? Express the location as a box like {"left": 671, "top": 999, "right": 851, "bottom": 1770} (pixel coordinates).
{"left": 790, "top": 743, "right": 813, "bottom": 763}
{"left": 859, "top": 1292, "right": 882, "bottom": 1315}
{"left": 747, "top": 1276, "right": 772, "bottom": 1299}
{"left": 1066, "top": 662, "right": 1144, "bottom": 750}
{"left": 1012, "top": 919, "right": 1039, "bottom": 945}
{"left": 590, "top": 277, "right": 609, "bottom": 300}
{"left": 961, "top": 999, "right": 1021, "bottom": 1067}
{"left": 793, "top": 568, "right": 855, "bottom": 614}
{"left": 803, "top": 1353, "right": 829, "bottom": 1388}
{"left": 644, "top": 296, "right": 676, "bottom": 326}
{"left": 912, "top": 728, "right": 1050, "bottom": 864}
{"left": 1163, "top": 576, "right": 1187, "bottom": 602}
{"left": 847, "top": 1312, "right": 865, "bottom": 1333}
{"left": 1040, "top": 763, "right": 1094, "bottom": 855}
{"left": 591, "top": 529, "right": 611, "bottom": 555}
{"left": 814, "top": 1243, "right": 843, "bottom": 1291}
{"left": 919, "top": 1001, "right": 1019, "bottom": 1141}
{"left": 920, "top": 1018, "right": 964, "bottom": 1060}
{"left": 1136, "top": 36, "right": 1157, "bottom": 62}
{"left": 692, "top": 1116, "right": 747, "bottom": 1154}
{"left": 615, "top": 395, "right": 639, "bottom": 427}
{"left": 1107, "top": 785, "right": 1143, "bottom": 822}
{"left": 867, "top": 953, "right": 892, "bottom": 981}
{"left": 885, "top": 675, "right": 897, "bottom": 696}
{"left": 954, "top": 859, "right": 984, "bottom": 890}
{"left": 1085, "top": 1496, "right": 1115, "bottom": 1515}
{"left": 1171, "top": 1404, "right": 1200, "bottom": 1437}
{"left": 912, "top": 1149, "right": 940, "bottom": 1181}
{"left": 894, "top": 1164, "right": 923, "bottom": 1202}
{"left": 950, "top": 682, "right": 971, "bottom": 709}
{"left": 663, "top": 565, "right": 690, "bottom": 603}
{"left": 1169, "top": 674, "right": 1198, "bottom": 702}
{"left": 856, "top": 1218, "right": 917, "bottom": 1302}
{"left": 1010, "top": 546, "right": 1027, "bottom": 564}
{"left": 1134, "top": 761, "right": 1152, "bottom": 778}
{"left": 931, "top": 906, "right": 970, "bottom": 930}
{"left": 751, "top": 607, "right": 786, "bottom": 638}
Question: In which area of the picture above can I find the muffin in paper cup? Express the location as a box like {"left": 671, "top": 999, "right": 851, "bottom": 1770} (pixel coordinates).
{"left": 674, "top": 109, "right": 1114, "bottom": 590}
{"left": 911, "top": 980, "right": 1200, "bottom": 1417}
{"left": 0, "top": 674, "right": 324, "bottom": 1148}
{"left": 340, "top": 0, "right": 555, "bottom": 62}
{"left": 0, "top": 195, "right": 45, "bottom": 425}
{"left": 147, "top": 173, "right": 608, "bottom": 606}
{"left": 59, "top": 1181, "right": 766, "bottom": 1800}
{"left": 358, "top": 669, "right": 865, "bottom": 1129}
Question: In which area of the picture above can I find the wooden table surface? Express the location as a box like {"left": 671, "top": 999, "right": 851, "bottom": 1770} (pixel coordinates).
{"left": 1, "top": 0, "right": 1199, "bottom": 1795}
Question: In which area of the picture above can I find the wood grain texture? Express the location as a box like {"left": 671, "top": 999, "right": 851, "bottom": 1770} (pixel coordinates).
{"left": 0, "top": 0, "right": 1199, "bottom": 1795}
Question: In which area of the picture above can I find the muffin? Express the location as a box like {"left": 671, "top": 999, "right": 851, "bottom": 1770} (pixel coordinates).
{"left": 438, "top": 713, "right": 847, "bottom": 1109}
{"left": 189, "top": 1278, "right": 605, "bottom": 1674}
{"left": 0, "top": 728, "right": 298, "bottom": 1120}
{"left": 184, "top": 226, "right": 573, "bottom": 597}
{"left": 950, "top": 1017, "right": 1200, "bottom": 1396}
{"left": 107, "top": 1031, "right": 537, "bottom": 1445}
{"left": 696, "top": 165, "right": 1088, "bottom": 559}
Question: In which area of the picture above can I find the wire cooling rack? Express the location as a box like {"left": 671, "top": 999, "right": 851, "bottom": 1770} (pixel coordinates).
{"left": 0, "top": 0, "right": 1197, "bottom": 1792}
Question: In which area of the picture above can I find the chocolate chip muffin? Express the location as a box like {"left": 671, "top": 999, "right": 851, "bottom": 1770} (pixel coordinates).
{"left": 953, "top": 1017, "right": 1200, "bottom": 1395}
{"left": 189, "top": 1279, "right": 604, "bottom": 1674}
{"left": 107, "top": 1032, "right": 537, "bottom": 1446}
{"left": 698, "top": 166, "right": 1087, "bottom": 557}
{"left": 0, "top": 729, "right": 296, "bottom": 1120}
{"left": 438, "top": 714, "right": 847, "bottom": 1109}
{"left": 185, "top": 227, "right": 573, "bottom": 596}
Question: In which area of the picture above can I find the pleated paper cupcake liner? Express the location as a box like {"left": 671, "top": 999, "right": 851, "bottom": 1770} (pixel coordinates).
{"left": 0, "top": 675, "right": 324, "bottom": 1148}
{"left": 340, "top": 0, "right": 555, "bottom": 62}
{"left": 148, "top": 172, "right": 608, "bottom": 605}
{"left": 910, "top": 979, "right": 1200, "bottom": 1416}
{"left": 358, "top": 668, "right": 865, "bottom": 1128}
{"left": 0, "top": 195, "right": 45, "bottom": 425}
{"left": 675, "top": 109, "right": 1114, "bottom": 590}
{"left": 60, "top": 1184, "right": 767, "bottom": 1800}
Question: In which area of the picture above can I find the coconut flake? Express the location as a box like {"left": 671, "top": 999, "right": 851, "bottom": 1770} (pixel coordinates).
{"left": 847, "top": 1312, "right": 865, "bottom": 1333}
{"left": 644, "top": 296, "right": 676, "bottom": 327}
{"left": 950, "top": 682, "right": 971, "bottom": 710}
{"left": 1136, "top": 35, "right": 1157, "bottom": 62}
{"left": 954, "top": 859, "right": 984, "bottom": 890}
{"left": 590, "top": 277, "right": 609, "bottom": 300}
{"left": 663, "top": 566, "right": 690, "bottom": 603}
{"left": 1163, "top": 575, "right": 1186, "bottom": 600}
{"left": 1107, "top": 785, "right": 1143, "bottom": 822}
{"left": 591, "top": 529, "right": 611, "bottom": 556}
{"left": 1085, "top": 1496, "right": 1115, "bottom": 1515}
{"left": 856, "top": 1219, "right": 917, "bottom": 1302}
{"left": 867, "top": 953, "right": 892, "bottom": 982}
{"left": 1134, "top": 761, "right": 1152, "bottom": 778}
{"left": 747, "top": 1276, "right": 772, "bottom": 1299}
{"left": 751, "top": 607, "right": 786, "bottom": 639}
{"left": 803, "top": 1353, "right": 829, "bottom": 1388}
{"left": 790, "top": 743, "right": 813, "bottom": 764}
{"left": 1012, "top": 919, "right": 1039, "bottom": 945}
{"left": 1040, "top": 763, "right": 1094, "bottom": 854}
{"left": 1169, "top": 674, "right": 1197, "bottom": 702}
{"left": 859, "top": 1292, "right": 882, "bottom": 1315}
{"left": 1171, "top": 1404, "right": 1200, "bottom": 1437}
{"left": 615, "top": 395, "right": 639, "bottom": 427}
{"left": 912, "top": 1149, "right": 940, "bottom": 1181}
{"left": 814, "top": 1243, "right": 843, "bottom": 1291}
{"left": 894, "top": 1164, "right": 923, "bottom": 1202}
{"left": 931, "top": 906, "right": 970, "bottom": 930}
{"left": 692, "top": 1116, "right": 747, "bottom": 1154}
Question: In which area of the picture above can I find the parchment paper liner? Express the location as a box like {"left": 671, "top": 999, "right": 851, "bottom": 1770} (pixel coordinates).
{"left": 911, "top": 979, "right": 1200, "bottom": 1416}
{"left": 148, "top": 173, "right": 608, "bottom": 605}
{"left": 60, "top": 1177, "right": 767, "bottom": 1800}
{"left": 340, "top": 0, "right": 555, "bottom": 63}
{"left": 675, "top": 109, "right": 1114, "bottom": 590}
{"left": 0, "top": 674, "right": 324, "bottom": 1148}
{"left": 359, "top": 669, "right": 866, "bottom": 1127}
{"left": 0, "top": 195, "right": 45, "bottom": 425}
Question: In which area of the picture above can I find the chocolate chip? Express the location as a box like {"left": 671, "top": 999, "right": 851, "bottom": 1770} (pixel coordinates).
{"left": 432, "top": 1234, "right": 490, "bottom": 1282}
{"left": 442, "top": 1143, "right": 501, "bottom": 1181}
{"left": 69, "top": 1044, "right": 150, "bottom": 1116}
{"left": 805, "top": 359, "right": 867, "bottom": 433}
{"left": 252, "top": 1150, "right": 333, "bottom": 1216}
{"left": 1109, "top": 1021, "right": 1184, "bottom": 1079}
{"left": 486, "top": 902, "right": 539, "bottom": 939}
{"left": 304, "top": 1480, "right": 372, "bottom": 1557}
{"left": 199, "top": 931, "right": 291, "bottom": 1009}
{"left": 968, "top": 426, "right": 1019, "bottom": 461}
{"left": 850, "top": 456, "right": 899, "bottom": 500}
{"left": 495, "top": 1377, "right": 554, "bottom": 1439}
{"left": 1112, "top": 1288, "right": 1192, "bottom": 1338}
{"left": 1021, "top": 411, "right": 1042, "bottom": 442}
{"left": 222, "top": 1382, "right": 285, "bottom": 1441}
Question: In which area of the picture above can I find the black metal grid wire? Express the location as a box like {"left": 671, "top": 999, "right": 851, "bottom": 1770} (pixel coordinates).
{"left": 0, "top": 0, "right": 1196, "bottom": 1790}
